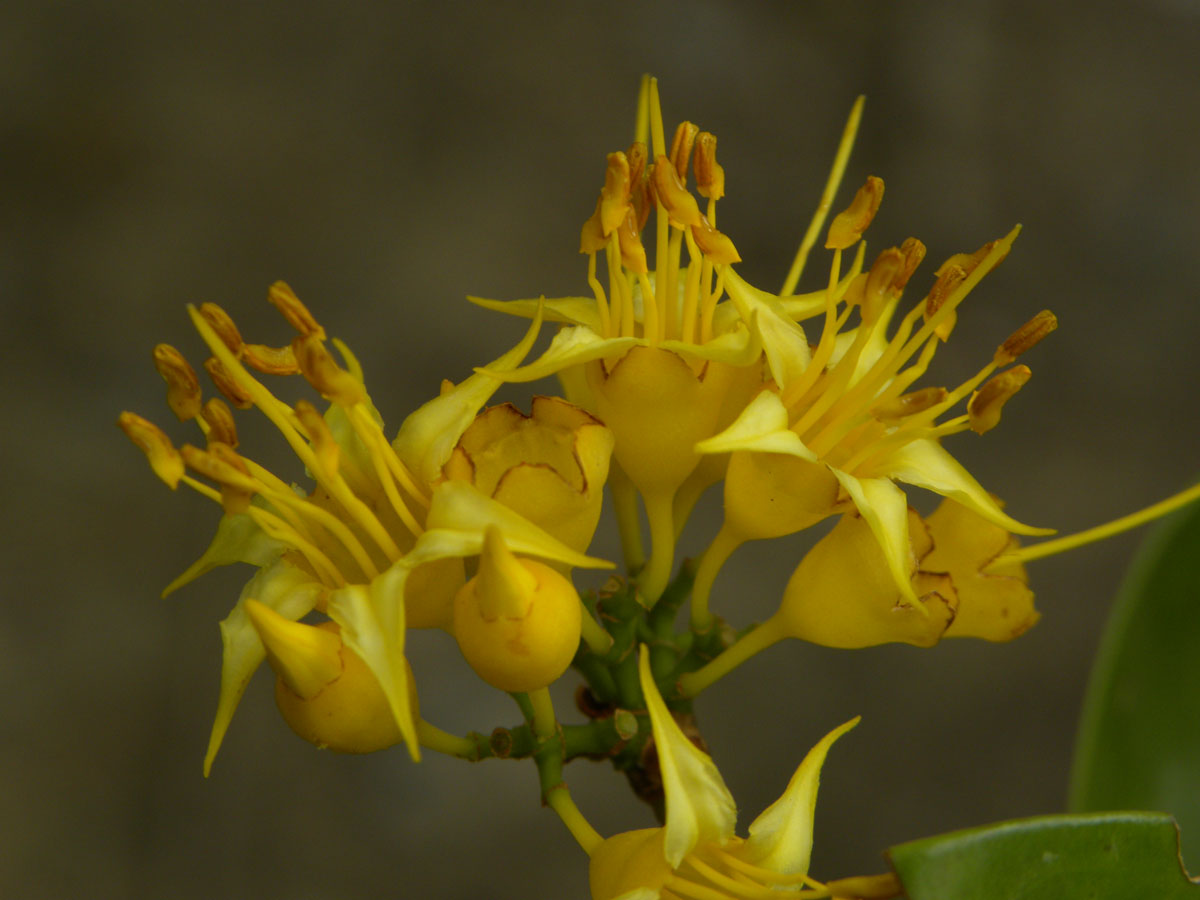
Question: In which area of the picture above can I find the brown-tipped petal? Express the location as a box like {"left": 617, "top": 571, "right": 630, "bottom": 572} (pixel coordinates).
{"left": 243, "top": 343, "right": 300, "bottom": 375}
{"left": 693, "top": 131, "right": 724, "bottom": 200}
{"left": 925, "top": 264, "right": 966, "bottom": 342}
{"left": 994, "top": 310, "right": 1058, "bottom": 365}
{"left": 245, "top": 599, "right": 344, "bottom": 700}
{"left": 825, "top": 175, "right": 884, "bottom": 250}
{"left": 599, "top": 151, "right": 632, "bottom": 235}
{"left": 152, "top": 344, "right": 202, "bottom": 421}
{"left": 294, "top": 399, "right": 341, "bottom": 474}
{"left": 873, "top": 386, "right": 949, "bottom": 421}
{"left": 268, "top": 281, "right": 326, "bottom": 339}
{"left": 650, "top": 154, "right": 702, "bottom": 227}
{"left": 690, "top": 215, "right": 741, "bottom": 264}
{"left": 616, "top": 206, "right": 649, "bottom": 274}
{"left": 201, "top": 397, "right": 238, "bottom": 448}
{"left": 968, "top": 365, "right": 1032, "bottom": 435}
{"left": 198, "top": 303, "right": 245, "bottom": 356}
{"left": 292, "top": 333, "right": 366, "bottom": 406}
{"left": 118, "top": 411, "right": 184, "bottom": 489}
{"left": 580, "top": 196, "right": 608, "bottom": 254}
{"left": 669, "top": 120, "right": 699, "bottom": 181}
{"left": 895, "top": 237, "right": 927, "bottom": 291}
{"left": 862, "top": 247, "right": 904, "bottom": 324}
{"left": 203, "top": 357, "right": 254, "bottom": 409}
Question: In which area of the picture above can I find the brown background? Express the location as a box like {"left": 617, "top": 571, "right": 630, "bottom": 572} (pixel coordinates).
{"left": 4, "top": 1, "right": 1199, "bottom": 898}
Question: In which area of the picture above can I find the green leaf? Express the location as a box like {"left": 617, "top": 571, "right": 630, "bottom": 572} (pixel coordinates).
{"left": 1069, "top": 496, "right": 1200, "bottom": 871}
{"left": 888, "top": 812, "right": 1198, "bottom": 899}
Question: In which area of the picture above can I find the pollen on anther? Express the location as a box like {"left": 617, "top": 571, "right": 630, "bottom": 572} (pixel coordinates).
{"left": 994, "top": 310, "right": 1058, "bottom": 365}
{"left": 152, "top": 343, "right": 202, "bottom": 421}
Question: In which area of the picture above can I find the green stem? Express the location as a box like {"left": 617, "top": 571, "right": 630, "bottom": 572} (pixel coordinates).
{"left": 546, "top": 786, "right": 603, "bottom": 855}
{"left": 416, "top": 720, "right": 489, "bottom": 760}
{"left": 529, "top": 687, "right": 557, "bottom": 739}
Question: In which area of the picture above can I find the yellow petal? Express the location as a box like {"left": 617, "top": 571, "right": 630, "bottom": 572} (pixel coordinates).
{"left": 161, "top": 508, "right": 285, "bottom": 598}
{"left": 829, "top": 470, "right": 919, "bottom": 607}
{"left": 695, "top": 389, "right": 817, "bottom": 459}
{"left": 883, "top": 438, "right": 1054, "bottom": 536}
{"left": 467, "top": 295, "right": 603, "bottom": 332}
{"left": 638, "top": 646, "right": 735, "bottom": 867}
{"left": 723, "top": 268, "right": 812, "bottom": 391}
{"left": 480, "top": 325, "right": 639, "bottom": 384}
{"left": 742, "top": 717, "right": 860, "bottom": 875}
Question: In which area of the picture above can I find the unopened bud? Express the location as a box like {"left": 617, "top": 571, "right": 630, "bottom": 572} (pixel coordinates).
{"left": 201, "top": 397, "right": 238, "bottom": 448}
{"left": 152, "top": 343, "right": 202, "bottom": 421}
{"left": 651, "top": 155, "right": 702, "bottom": 227}
{"left": 204, "top": 357, "right": 254, "bottom": 409}
{"left": 292, "top": 333, "right": 366, "bottom": 406}
{"left": 293, "top": 399, "right": 341, "bottom": 474}
{"left": 693, "top": 131, "right": 724, "bottom": 200}
{"left": 690, "top": 215, "right": 741, "bottom": 264}
{"left": 669, "top": 120, "right": 699, "bottom": 181}
{"left": 969, "top": 366, "right": 1032, "bottom": 434}
{"left": 825, "top": 175, "right": 884, "bottom": 250}
{"left": 599, "top": 151, "right": 632, "bottom": 235}
{"left": 616, "top": 206, "right": 649, "bottom": 274}
{"left": 268, "top": 281, "right": 325, "bottom": 339}
{"left": 994, "top": 310, "right": 1057, "bottom": 365}
{"left": 873, "top": 386, "right": 948, "bottom": 421}
{"left": 198, "top": 303, "right": 245, "bottom": 356}
{"left": 243, "top": 342, "right": 300, "bottom": 375}
{"left": 118, "top": 411, "right": 183, "bottom": 489}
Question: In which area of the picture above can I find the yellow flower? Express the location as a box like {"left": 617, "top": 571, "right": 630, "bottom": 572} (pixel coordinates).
{"left": 589, "top": 647, "right": 857, "bottom": 900}
{"left": 443, "top": 395, "right": 613, "bottom": 556}
{"left": 119, "top": 283, "right": 553, "bottom": 773}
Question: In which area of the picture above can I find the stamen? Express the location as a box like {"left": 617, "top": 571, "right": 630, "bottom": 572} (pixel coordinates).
{"left": 670, "top": 120, "right": 700, "bottom": 181}
{"left": 204, "top": 357, "right": 254, "bottom": 409}
{"left": 653, "top": 154, "right": 703, "bottom": 227}
{"left": 691, "top": 216, "right": 740, "bottom": 264}
{"left": 293, "top": 399, "right": 341, "bottom": 474}
{"left": 198, "top": 303, "right": 245, "bottom": 355}
{"left": 860, "top": 247, "right": 904, "bottom": 325}
{"left": 180, "top": 442, "right": 255, "bottom": 514}
{"left": 200, "top": 397, "right": 238, "bottom": 448}
{"left": 585, "top": 252, "right": 612, "bottom": 337}
{"left": 267, "top": 281, "right": 326, "bottom": 339}
{"left": 580, "top": 198, "right": 608, "bottom": 254}
{"left": 663, "top": 875, "right": 738, "bottom": 900}
{"left": 293, "top": 333, "right": 367, "bottom": 406}
{"left": 685, "top": 854, "right": 777, "bottom": 899}
{"left": 243, "top": 505, "right": 346, "bottom": 587}
{"left": 152, "top": 344, "right": 202, "bottom": 421}
{"left": 347, "top": 404, "right": 428, "bottom": 530}
{"left": 825, "top": 175, "right": 883, "bottom": 251}
{"left": 648, "top": 77, "right": 667, "bottom": 159}
{"left": 118, "top": 411, "right": 184, "bottom": 488}
{"left": 634, "top": 74, "right": 651, "bottom": 147}
{"left": 712, "top": 846, "right": 811, "bottom": 886}
{"left": 968, "top": 365, "right": 1031, "bottom": 434}
{"left": 924, "top": 264, "right": 965, "bottom": 341}
{"left": 617, "top": 206, "right": 649, "bottom": 275}
{"left": 600, "top": 150, "right": 632, "bottom": 234}
{"left": 873, "top": 386, "right": 949, "bottom": 421}
{"left": 693, "top": 131, "right": 725, "bottom": 201}
{"left": 994, "top": 309, "right": 1058, "bottom": 365}
{"left": 242, "top": 342, "right": 300, "bottom": 375}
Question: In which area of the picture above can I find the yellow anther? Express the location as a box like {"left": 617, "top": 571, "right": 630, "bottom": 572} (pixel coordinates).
{"left": 200, "top": 397, "right": 238, "bottom": 448}
{"left": 669, "top": 120, "right": 699, "bottom": 181}
{"left": 693, "top": 131, "right": 724, "bottom": 200}
{"left": 152, "top": 343, "right": 202, "bottom": 421}
{"left": 861, "top": 247, "right": 904, "bottom": 323}
{"left": 969, "top": 365, "right": 1032, "bottom": 434}
{"left": 198, "top": 303, "right": 245, "bottom": 356}
{"left": 293, "top": 399, "right": 341, "bottom": 474}
{"left": 938, "top": 238, "right": 1010, "bottom": 279}
{"left": 292, "top": 333, "right": 366, "bottom": 406}
{"left": 616, "top": 207, "right": 649, "bottom": 275}
{"left": 474, "top": 526, "right": 538, "bottom": 620}
{"left": 268, "top": 281, "right": 326, "bottom": 340}
{"left": 690, "top": 215, "right": 741, "bottom": 264}
{"left": 118, "top": 411, "right": 184, "bottom": 489}
{"left": 627, "top": 141, "right": 652, "bottom": 232}
{"left": 600, "top": 151, "right": 632, "bottom": 235}
{"left": 580, "top": 197, "right": 608, "bottom": 254}
{"left": 245, "top": 599, "right": 344, "bottom": 700}
{"left": 650, "top": 154, "right": 702, "bottom": 227}
{"left": 994, "top": 310, "right": 1058, "bottom": 365}
{"left": 183, "top": 441, "right": 255, "bottom": 514}
{"left": 895, "top": 237, "right": 927, "bottom": 291}
{"left": 825, "top": 175, "right": 884, "bottom": 250}
{"left": 924, "top": 264, "right": 966, "bottom": 341}
{"left": 242, "top": 342, "right": 300, "bottom": 375}
{"left": 873, "top": 386, "right": 950, "bottom": 421}
{"left": 203, "top": 356, "right": 254, "bottom": 409}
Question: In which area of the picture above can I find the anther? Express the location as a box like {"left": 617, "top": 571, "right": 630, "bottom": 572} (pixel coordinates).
{"left": 118, "top": 411, "right": 184, "bottom": 489}
{"left": 203, "top": 357, "right": 254, "bottom": 409}
{"left": 242, "top": 343, "right": 300, "bottom": 375}
{"left": 873, "top": 386, "right": 949, "bottom": 421}
{"left": 669, "top": 120, "right": 699, "bottom": 181}
{"left": 690, "top": 215, "right": 741, "bottom": 264}
{"left": 152, "top": 343, "right": 202, "bottom": 421}
{"left": 579, "top": 198, "right": 608, "bottom": 254}
{"left": 862, "top": 247, "right": 904, "bottom": 324}
{"left": 994, "top": 310, "right": 1058, "bottom": 365}
{"left": 938, "top": 238, "right": 1010, "bottom": 279}
{"left": 181, "top": 442, "right": 255, "bottom": 513}
{"left": 627, "top": 142, "right": 652, "bottom": 232}
{"left": 650, "top": 155, "right": 702, "bottom": 227}
{"left": 825, "top": 175, "right": 884, "bottom": 250}
{"left": 268, "top": 281, "right": 326, "bottom": 340}
{"left": 599, "top": 151, "right": 632, "bottom": 235}
{"left": 924, "top": 264, "right": 966, "bottom": 341}
{"left": 693, "top": 131, "right": 724, "bottom": 200}
{"left": 198, "top": 303, "right": 245, "bottom": 356}
{"left": 200, "top": 397, "right": 238, "bottom": 448}
{"left": 616, "top": 207, "right": 649, "bottom": 275}
{"left": 895, "top": 237, "right": 927, "bottom": 291}
{"left": 968, "top": 365, "right": 1032, "bottom": 434}
{"left": 292, "top": 333, "right": 366, "bottom": 406}
{"left": 293, "top": 399, "right": 341, "bottom": 474}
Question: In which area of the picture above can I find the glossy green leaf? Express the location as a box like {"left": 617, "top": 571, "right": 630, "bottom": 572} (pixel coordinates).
{"left": 889, "top": 812, "right": 1198, "bottom": 899}
{"left": 1069, "top": 496, "right": 1200, "bottom": 871}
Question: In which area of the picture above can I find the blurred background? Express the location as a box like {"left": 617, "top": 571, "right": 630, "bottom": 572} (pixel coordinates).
{"left": 4, "top": 1, "right": 1199, "bottom": 897}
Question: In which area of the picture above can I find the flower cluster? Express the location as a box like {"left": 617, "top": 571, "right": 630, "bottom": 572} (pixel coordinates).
{"left": 119, "top": 77, "right": 1200, "bottom": 896}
